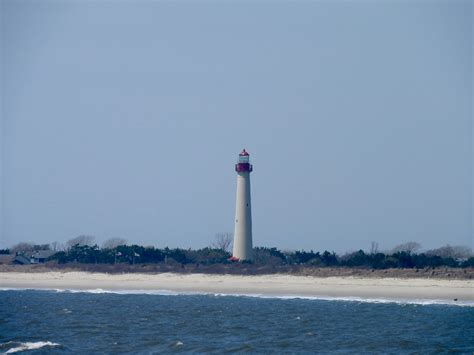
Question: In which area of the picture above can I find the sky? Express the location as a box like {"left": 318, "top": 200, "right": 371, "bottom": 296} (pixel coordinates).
{"left": 0, "top": 0, "right": 472, "bottom": 253}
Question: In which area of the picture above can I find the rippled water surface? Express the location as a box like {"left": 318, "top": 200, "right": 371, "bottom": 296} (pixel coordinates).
{"left": 0, "top": 290, "right": 473, "bottom": 353}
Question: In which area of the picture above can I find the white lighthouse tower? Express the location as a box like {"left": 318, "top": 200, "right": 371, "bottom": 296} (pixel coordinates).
{"left": 232, "top": 149, "right": 253, "bottom": 261}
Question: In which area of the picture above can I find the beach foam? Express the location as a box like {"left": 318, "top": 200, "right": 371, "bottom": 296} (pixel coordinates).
{"left": 1, "top": 287, "right": 473, "bottom": 307}
{"left": 212, "top": 292, "right": 474, "bottom": 307}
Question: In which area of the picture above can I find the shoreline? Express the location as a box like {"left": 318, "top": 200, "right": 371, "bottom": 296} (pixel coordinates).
{"left": 1, "top": 271, "right": 473, "bottom": 304}
{"left": 1, "top": 264, "right": 473, "bottom": 280}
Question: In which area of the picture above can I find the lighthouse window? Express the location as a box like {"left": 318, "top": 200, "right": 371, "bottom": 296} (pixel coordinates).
{"left": 246, "top": 203, "right": 249, "bottom": 207}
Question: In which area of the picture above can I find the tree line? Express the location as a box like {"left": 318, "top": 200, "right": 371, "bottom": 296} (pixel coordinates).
{"left": 6, "top": 236, "right": 472, "bottom": 269}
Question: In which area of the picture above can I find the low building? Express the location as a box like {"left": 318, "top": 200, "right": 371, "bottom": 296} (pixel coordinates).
{"left": 30, "top": 250, "right": 55, "bottom": 264}
{"left": 13, "top": 254, "right": 31, "bottom": 265}
{"left": 12, "top": 250, "right": 56, "bottom": 265}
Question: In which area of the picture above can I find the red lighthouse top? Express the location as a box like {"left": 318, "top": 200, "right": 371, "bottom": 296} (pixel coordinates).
{"left": 235, "top": 149, "right": 253, "bottom": 173}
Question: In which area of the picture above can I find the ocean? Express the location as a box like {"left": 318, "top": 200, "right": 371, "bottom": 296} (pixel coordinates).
{"left": 0, "top": 290, "right": 473, "bottom": 353}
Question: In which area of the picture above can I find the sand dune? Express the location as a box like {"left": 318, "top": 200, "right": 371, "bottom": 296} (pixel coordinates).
{"left": 1, "top": 272, "right": 472, "bottom": 303}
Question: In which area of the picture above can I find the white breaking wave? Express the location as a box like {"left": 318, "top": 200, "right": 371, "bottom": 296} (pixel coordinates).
{"left": 0, "top": 287, "right": 181, "bottom": 296}
{"left": 1, "top": 287, "right": 473, "bottom": 307}
{"left": 212, "top": 293, "right": 474, "bottom": 307}
{"left": 57, "top": 288, "right": 183, "bottom": 296}
{"left": 4, "top": 341, "right": 60, "bottom": 353}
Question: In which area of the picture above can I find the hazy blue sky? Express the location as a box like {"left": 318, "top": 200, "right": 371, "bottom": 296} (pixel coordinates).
{"left": 1, "top": 0, "right": 472, "bottom": 252}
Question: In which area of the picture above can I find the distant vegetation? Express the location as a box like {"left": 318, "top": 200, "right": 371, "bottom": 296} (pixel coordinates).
{"left": 5, "top": 236, "right": 474, "bottom": 269}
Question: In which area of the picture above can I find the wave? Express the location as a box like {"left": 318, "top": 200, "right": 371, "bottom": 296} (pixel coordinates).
{"left": 57, "top": 288, "right": 183, "bottom": 296}
{"left": 0, "top": 287, "right": 181, "bottom": 296}
{"left": 1, "top": 341, "right": 60, "bottom": 353}
{"left": 1, "top": 287, "right": 473, "bottom": 307}
{"left": 216, "top": 293, "right": 474, "bottom": 307}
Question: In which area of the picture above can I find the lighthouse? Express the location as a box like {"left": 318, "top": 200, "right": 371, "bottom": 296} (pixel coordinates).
{"left": 232, "top": 149, "right": 253, "bottom": 261}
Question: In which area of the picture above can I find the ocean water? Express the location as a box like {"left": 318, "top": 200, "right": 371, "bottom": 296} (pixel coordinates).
{"left": 0, "top": 290, "right": 473, "bottom": 354}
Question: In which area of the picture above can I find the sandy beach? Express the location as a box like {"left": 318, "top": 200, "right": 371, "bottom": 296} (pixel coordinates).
{"left": 1, "top": 272, "right": 473, "bottom": 303}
